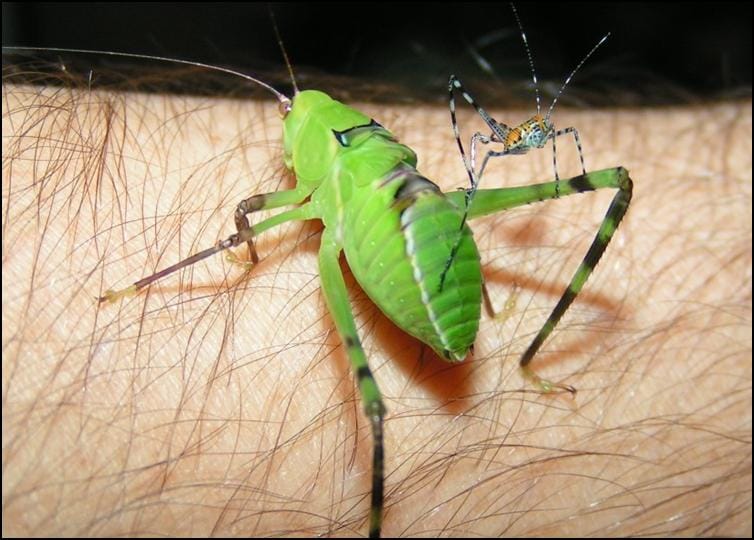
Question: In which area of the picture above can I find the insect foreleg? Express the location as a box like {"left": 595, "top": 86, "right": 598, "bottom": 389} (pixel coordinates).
{"left": 318, "top": 230, "right": 386, "bottom": 539}
{"left": 99, "top": 203, "right": 315, "bottom": 303}
{"left": 234, "top": 186, "right": 313, "bottom": 264}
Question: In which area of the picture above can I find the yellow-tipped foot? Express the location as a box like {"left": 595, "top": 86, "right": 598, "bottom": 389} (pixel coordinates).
{"left": 522, "top": 366, "right": 577, "bottom": 396}
{"left": 496, "top": 283, "right": 520, "bottom": 321}
{"left": 98, "top": 285, "right": 139, "bottom": 304}
{"left": 225, "top": 250, "right": 255, "bottom": 271}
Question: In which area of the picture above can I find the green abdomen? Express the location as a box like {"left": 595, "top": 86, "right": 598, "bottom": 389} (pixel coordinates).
{"left": 342, "top": 168, "right": 482, "bottom": 361}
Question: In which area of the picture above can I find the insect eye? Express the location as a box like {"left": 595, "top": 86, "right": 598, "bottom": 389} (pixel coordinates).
{"left": 278, "top": 99, "right": 292, "bottom": 118}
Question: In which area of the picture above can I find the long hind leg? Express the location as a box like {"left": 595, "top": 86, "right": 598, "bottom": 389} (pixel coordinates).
{"left": 445, "top": 167, "right": 633, "bottom": 393}
{"left": 318, "top": 230, "right": 386, "bottom": 538}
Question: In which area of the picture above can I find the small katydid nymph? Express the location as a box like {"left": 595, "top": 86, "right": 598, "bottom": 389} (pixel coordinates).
{"left": 440, "top": 3, "right": 612, "bottom": 291}
{"left": 450, "top": 3, "right": 610, "bottom": 186}
{"left": 3, "top": 25, "right": 632, "bottom": 537}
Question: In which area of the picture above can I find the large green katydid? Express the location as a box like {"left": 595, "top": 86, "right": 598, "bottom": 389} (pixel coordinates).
{"left": 3, "top": 43, "right": 631, "bottom": 537}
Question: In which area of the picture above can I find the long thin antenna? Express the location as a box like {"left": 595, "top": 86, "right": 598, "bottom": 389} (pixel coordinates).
{"left": 267, "top": 5, "right": 299, "bottom": 94}
{"left": 510, "top": 2, "right": 541, "bottom": 116}
{"left": 545, "top": 32, "right": 610, "bottom": 120}
{"left": 2, "top": 45, "right": 290, "bottom": 104}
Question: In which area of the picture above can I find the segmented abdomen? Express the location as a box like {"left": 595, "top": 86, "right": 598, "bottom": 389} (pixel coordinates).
{"left": 342, "top": 167, "right": 482, "bottom": 361}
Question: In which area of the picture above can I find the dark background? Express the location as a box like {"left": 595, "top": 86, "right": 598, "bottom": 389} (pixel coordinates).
{"left": 3, "top": 2, "right": 751, "bottom": 104}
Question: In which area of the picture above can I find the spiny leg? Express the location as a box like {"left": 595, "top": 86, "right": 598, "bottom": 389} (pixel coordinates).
{"left": 446, "top": 167, "right": 633, "bottom": 393}
{"left": 233, "top": 186, "right": 313, "bottom": 266}
{"left": 99, "top": 203, "right": 315, "bottom": 303}
{"left": 318, "top": 231, "right": 385, "bottom": 539}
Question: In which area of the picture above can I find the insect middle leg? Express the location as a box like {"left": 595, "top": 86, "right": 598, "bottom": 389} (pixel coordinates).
{"left": 233, "top": 186, "right": 313, "bottom": 264}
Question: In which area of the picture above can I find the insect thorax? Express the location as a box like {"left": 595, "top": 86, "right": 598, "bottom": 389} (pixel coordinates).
{"left": 506, "top": 114, "right": 553, "bottom": 152}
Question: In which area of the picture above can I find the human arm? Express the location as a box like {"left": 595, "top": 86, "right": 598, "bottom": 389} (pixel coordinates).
{"left": 2, "top": 83, "right": 751, "bottom": 536}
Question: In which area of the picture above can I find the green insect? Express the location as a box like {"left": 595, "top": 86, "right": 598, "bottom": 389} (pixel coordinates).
{"left": 4, "top": 29, "right": 632, "bottom": 537}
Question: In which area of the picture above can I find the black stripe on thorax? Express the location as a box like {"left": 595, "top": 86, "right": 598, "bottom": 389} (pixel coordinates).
{"left": 333, "top": 119, "right": 384, "bottom": 147}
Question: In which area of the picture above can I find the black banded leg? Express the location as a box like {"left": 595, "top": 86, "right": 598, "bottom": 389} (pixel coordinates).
{"left": 448, "top": 75, "right": 509, "bottom": 145}
{"left": 520, "top": 169, "right": 630, "bottom": 393}
{"left": 440, "top": 138, "right": 511, "bottom": 291}
{"left": 444, "top": 167, "right": 633, "bottom": 393}
{"left": 441, "top": 76, "right": 510, "bottom": 291}
{"left": 440, "top": 131, "right": 498, "bottom": 291}
{"left": 233, "top": 187, "right": 312, "bottom": 264}
{"left": 318, "top": 231, "right": 386, "bottom": 538}
{"left": 550, "top": 126, "right": 587, "bottom": 182}
{"left": 447, "top": 75, "right": 510, "bottom": 195}
{"left": 550, "top": 133, "right": 564, "bottom": 200}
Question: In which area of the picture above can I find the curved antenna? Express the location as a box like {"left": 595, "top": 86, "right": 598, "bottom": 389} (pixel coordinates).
{"left": 267, "top": 5, "right": 299, "bottom": 94}
{"left": 545, "top": 32, "right": 610, "bottom": 121}
{"left": 2, "top": 45, "right": 290, "bottom": 105}
{"left": 510, "top": 2, "right": 541, "bottom": 116}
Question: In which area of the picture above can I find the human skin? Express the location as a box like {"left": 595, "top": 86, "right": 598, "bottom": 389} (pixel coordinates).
{"left": 2, "top": 80, "right": 751, "bottom": 537}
